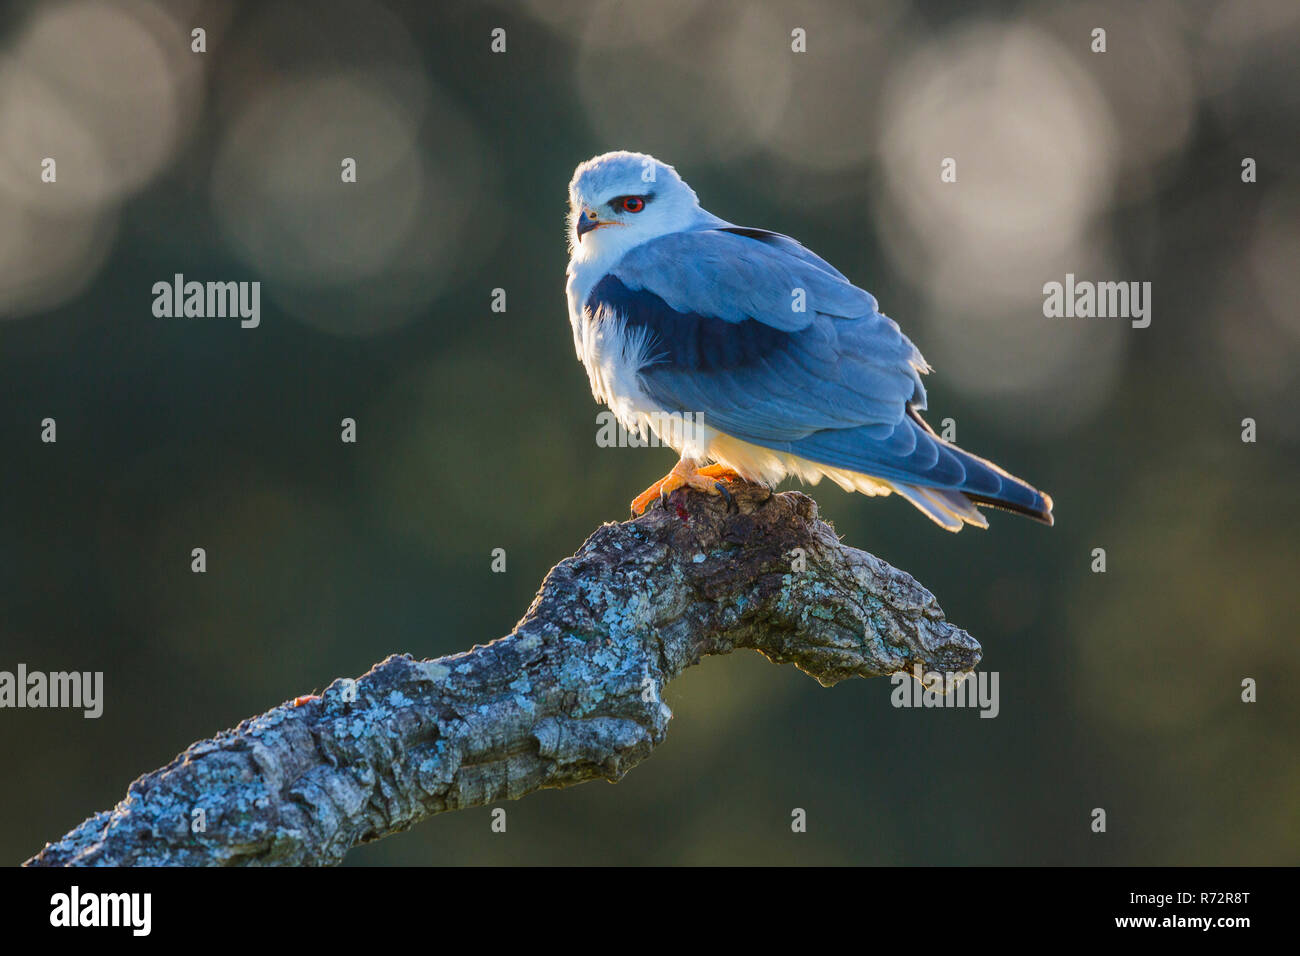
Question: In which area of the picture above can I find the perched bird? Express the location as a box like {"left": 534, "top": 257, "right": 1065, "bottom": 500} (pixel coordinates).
{"left": 565, "top": 150, "right": 1053, "bottom": 531}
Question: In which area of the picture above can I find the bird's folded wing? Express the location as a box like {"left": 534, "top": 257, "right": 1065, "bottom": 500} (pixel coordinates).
{"left": 590, "top": 228, "right": 930, "bottom": 443}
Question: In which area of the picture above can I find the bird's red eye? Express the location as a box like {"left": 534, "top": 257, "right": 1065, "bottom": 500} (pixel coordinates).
{"left": 622, "top": 197, "right": 645, "bottom": 213}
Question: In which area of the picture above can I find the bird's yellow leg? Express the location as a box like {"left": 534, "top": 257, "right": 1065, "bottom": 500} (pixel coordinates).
{"left": 696, "top": 464, "right": 743, "bottom": 482}
{"left": 631, "top": 458, "right": 735, "bottom": 515}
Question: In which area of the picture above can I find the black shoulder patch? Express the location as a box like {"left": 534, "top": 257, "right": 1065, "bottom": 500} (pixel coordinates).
{"left": 717, "top": 226, "right": 782, "bottom": 242}
{"left": 586, "top": 274, "right": 791, "bottom": 373}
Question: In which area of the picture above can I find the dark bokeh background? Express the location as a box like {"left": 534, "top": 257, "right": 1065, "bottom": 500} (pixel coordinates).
{"left": 2, "top": 0, "right": 1297, "bottom": 865}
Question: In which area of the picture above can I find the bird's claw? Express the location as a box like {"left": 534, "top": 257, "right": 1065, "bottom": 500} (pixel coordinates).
{"left": 714, "top": 481, "right": 738, "bottom": 513}
{"left": 632, "top": 463, "right": 744, "bottom": 516}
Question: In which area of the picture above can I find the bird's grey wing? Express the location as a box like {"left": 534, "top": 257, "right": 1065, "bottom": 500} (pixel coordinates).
{"left": 709, "top": 225, "right": 853, "bottom": 282}
{"left": 591, "top": 228, "right": 929, "bottom": 443}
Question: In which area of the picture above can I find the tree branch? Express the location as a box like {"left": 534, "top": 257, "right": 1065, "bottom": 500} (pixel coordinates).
{"left": 25, "top": 485, "right": 980, "bottom": 866}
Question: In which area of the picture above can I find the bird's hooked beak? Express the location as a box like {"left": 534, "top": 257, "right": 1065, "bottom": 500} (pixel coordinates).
{"left": 576, "top": 207, "right": 604, "bottom": 241}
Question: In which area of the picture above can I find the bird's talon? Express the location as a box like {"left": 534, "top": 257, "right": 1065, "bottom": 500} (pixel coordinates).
{"left": 715, "top": 481, "right": 737, "bottom": 512}
{"left": 631, "top": 462, "right": 740, "bottom": 515}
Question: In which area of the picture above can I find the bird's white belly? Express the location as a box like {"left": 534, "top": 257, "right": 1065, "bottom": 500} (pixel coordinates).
{"left": 573, "top": 307, "right": 716, "bottom": 460}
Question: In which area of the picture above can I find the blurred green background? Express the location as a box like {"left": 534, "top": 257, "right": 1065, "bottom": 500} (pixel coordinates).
{"left": 2, "top": 0, "right": 1298, "bottom": 865}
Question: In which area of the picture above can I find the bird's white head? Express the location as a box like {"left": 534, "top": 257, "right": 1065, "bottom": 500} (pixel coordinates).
{"left": 567, "top": 151, "right": 709, "bottom": 264}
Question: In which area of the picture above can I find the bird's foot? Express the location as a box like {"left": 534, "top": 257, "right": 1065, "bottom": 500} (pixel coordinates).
{"left": 292, "top": 694, "right": 320, "bottom": 708}
{"left": 630, "top": 462, "right": 743, "bottom": 516}
{"left": 696, "top": 464, "right": 743, "bottom": 482}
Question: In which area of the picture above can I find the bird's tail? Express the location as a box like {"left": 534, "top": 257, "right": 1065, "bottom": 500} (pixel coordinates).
{"left": 889, "top": 470, "right": 1053, "bottom": 531}
{"left": 890, "top": 418, "right": 1054, "bottom": 531}
{"left": 777, "top": 410, "right": 1054, "bottom": 532}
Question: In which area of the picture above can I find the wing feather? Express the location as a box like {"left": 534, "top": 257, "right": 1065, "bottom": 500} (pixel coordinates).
{"left": 591, "top": 227, "right": 929, "bottom": 445}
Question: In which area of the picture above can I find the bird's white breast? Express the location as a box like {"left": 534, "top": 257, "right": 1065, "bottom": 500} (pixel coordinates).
{"left": 565, "top": 258, "right": 663, "bottom": 437}
{"left": 563, "top": 215, "right": 729, "bottom": 462}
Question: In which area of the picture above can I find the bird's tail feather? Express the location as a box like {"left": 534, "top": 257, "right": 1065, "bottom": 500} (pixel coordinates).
{"left": 772, "top": 411, "right": 1054, "bottom": 531}
{"left": 905, "top": 409, "right": 1054, "bottom": 527}
{"left": 890, "top": 483, "right": 989, "bottom": 532}
{"left": 892, "top": 438, "right": 1054, "bottom": 531}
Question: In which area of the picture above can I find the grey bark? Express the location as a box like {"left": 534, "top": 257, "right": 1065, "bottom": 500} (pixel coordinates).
{"left": 25, "top": 485, "right": 980, "bottom": 867}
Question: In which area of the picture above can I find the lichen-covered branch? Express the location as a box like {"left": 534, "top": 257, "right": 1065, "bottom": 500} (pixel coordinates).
{"left": 25, "top": 486, "right": 980, "bottom": 867}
